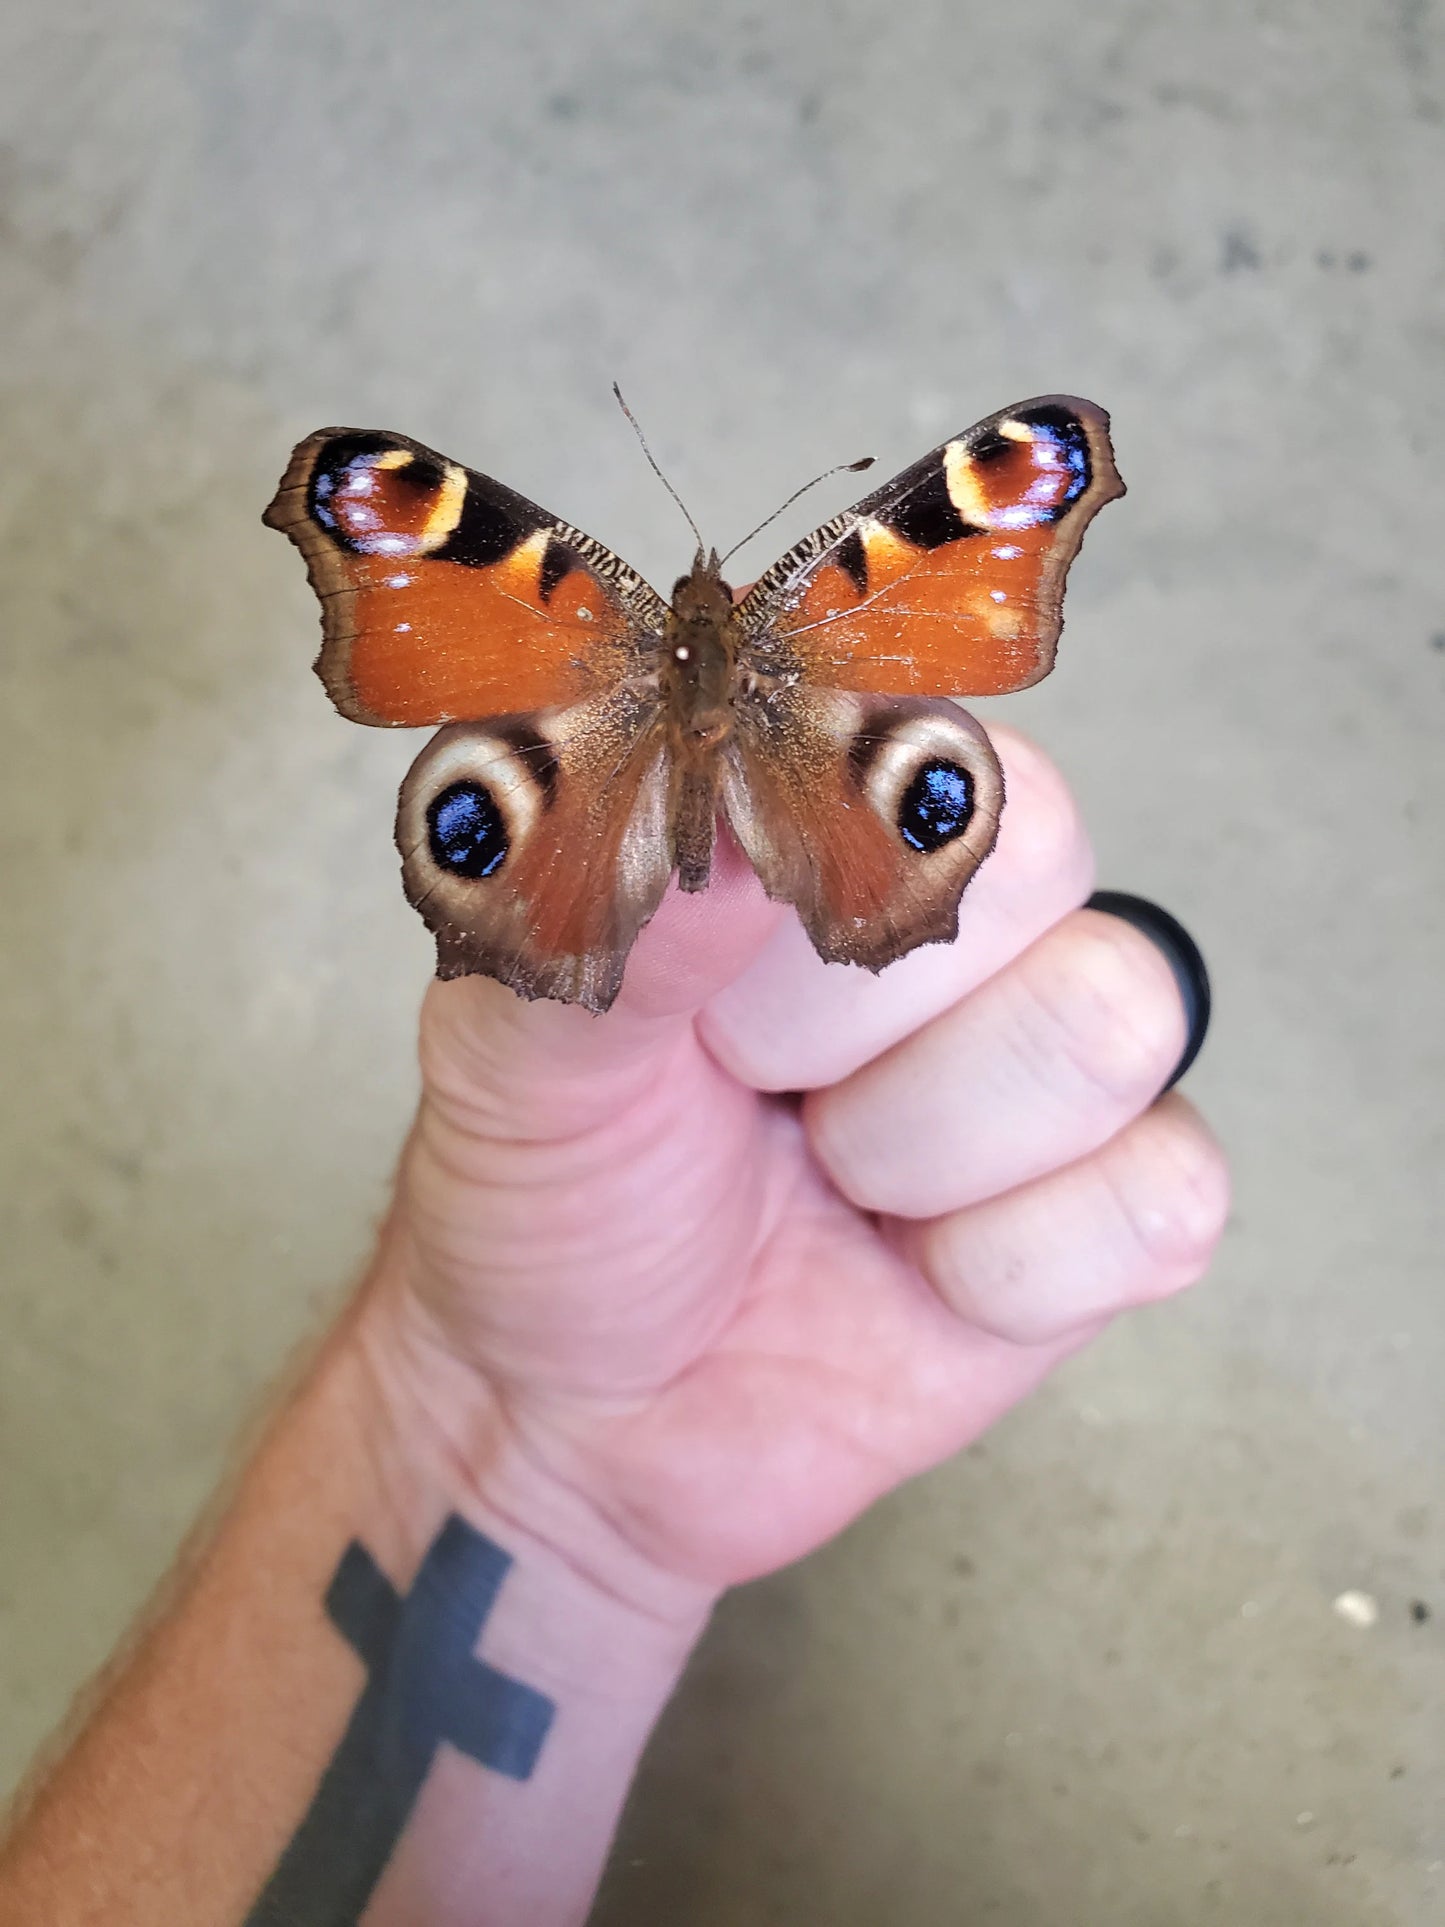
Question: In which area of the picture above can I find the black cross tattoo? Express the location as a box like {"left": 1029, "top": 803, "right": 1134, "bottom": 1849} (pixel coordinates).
{"left": 245, "top": 1515, "right": 555, "bottom": 1927}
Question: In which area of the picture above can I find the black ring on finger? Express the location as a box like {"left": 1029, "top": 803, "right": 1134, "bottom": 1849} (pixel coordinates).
{"left": 1084, "top": 891, "right": 1212, "bottom": 1093}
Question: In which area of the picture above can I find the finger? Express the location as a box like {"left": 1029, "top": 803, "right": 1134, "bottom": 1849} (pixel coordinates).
{"left": 1086, "top": 890, "right": 1211, "bottom": 1090}
{"left": 896, "top": 1095, "right": 1229, "bottom": 1346}
{"left": 698, "top": 725, "right": 1095, "bottom": 1093}
{"left": 807, "top": 905, "right": 1189, "bottom": 1219}
{"left": 418, "top": 828, "right": 783, "bottom": 1139}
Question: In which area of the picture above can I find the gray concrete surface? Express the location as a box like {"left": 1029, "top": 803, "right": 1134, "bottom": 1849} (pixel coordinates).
{"left": 1, "top": 3, "right": 1441, "bottom": 1920}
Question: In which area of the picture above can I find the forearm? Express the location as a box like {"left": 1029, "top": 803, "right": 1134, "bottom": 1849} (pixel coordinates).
{"left": 0, "top": 1254, "right": 712, "bottom": 1927}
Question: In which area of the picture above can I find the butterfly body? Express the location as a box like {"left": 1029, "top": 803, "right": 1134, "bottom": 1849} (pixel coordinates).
{"left": 265, "top": 399, "right": 1123, "bottom": 1012}
{"left": 657, "top": 553, "right": 739, "bottom": 889}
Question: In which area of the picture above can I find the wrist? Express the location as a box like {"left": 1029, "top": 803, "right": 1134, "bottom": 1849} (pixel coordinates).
{"left": 0, "top": 1227, "right": 715, "bottom": 1927}
{"left": 338, "top": 1231, "right": 718, "bottom": 1703}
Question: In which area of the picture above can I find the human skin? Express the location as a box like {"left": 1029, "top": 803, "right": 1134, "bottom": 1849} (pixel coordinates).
{"left": 0, "top": 725, "right": 1229, "bottom": 1925}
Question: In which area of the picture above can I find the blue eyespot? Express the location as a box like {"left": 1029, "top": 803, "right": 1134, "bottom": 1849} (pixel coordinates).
{"left": 899, "top": 760, "right": 974, "bottom": 852}
{"left": 427, "top": 780, "right": 508, "bottom": 878}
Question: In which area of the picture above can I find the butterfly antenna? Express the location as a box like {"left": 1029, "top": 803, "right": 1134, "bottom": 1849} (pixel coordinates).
{"left": 612, "top": 382, "right": 706, "bottom": 556}
{"left": 718, "top": 454, "right": 876, "bottom": 570}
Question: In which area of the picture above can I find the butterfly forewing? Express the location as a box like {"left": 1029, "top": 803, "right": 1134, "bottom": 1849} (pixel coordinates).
{"left": 737, "top": 396, "right": 1123, "bottom": 697}
{"left": 264, "top": 428, "right": 668, "bottom": 725}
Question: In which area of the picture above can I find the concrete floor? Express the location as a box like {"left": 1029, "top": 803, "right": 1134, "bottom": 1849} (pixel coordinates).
{"left": 1, "top": 3, "right": 1441, "bottom": 1920}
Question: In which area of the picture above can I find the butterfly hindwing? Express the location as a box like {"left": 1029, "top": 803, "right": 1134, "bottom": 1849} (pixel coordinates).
{"left": 396, "top": 691, "right": 674, "bottom": 1012}
{"left": 737, "top": 396, "right": 1123, "bottom": 698}
{"left": 264, "top": 428, "right": 668, "bottom": 726}
{"left": 721, "top": 689, "right": 1005, "bottom": 968}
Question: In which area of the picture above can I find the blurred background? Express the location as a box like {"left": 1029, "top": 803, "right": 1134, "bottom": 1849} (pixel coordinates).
{"left": 1, "top": 3, "right": 1441, "bottom": 1921}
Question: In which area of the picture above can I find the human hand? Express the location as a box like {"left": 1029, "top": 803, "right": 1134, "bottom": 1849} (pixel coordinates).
{"left": 0, "top": 726, "right": 1226, "bottom": 1927}
{"left": 363, "top": 725, "right": 1228, "bottom": 1614}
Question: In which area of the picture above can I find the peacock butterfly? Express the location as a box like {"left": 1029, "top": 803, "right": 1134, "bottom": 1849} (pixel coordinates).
{"left": 264, "top": 398, "right": 1123, "bottom": 1012}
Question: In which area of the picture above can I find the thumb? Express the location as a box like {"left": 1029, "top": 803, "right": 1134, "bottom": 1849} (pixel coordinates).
{"left": 415, "top": 827, "right": 784, "bottom": 1139}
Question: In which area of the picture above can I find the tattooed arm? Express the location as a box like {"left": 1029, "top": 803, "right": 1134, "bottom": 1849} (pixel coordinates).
{"left": 0, "top": 728, "right": 1227, "bottom": 1926}
{"left": 0, "top": 1292, "right": 701, "bottom": 1926}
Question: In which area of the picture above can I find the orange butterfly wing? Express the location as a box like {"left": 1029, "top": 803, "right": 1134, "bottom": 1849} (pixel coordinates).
{"left": 737, "top": 397, "right": 1123, "bottom": 697}
{"left": 263, "top": 429, "right": 667, "bottom": 725}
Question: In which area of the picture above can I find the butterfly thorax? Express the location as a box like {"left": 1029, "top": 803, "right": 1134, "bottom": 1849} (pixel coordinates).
{"left": 663, "top": 554, "right": 738, "bottom": 751}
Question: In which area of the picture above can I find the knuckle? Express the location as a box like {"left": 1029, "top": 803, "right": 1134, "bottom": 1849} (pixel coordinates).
{"left": 803, "top": 1094, "right": 879, "bottom": 1210}
{"left": 990, "top": 729, "right": 1096, "bottom": 907}
{"left": 958, "top": 1290, "right": 1055, "bottom": 1349}
{"left": 1019, "top": 916, "right": 1186, "bottom": 1107}
{"left": 699, "top": 1009, "right": 780, "bottom": 1092}
{"left": 911, "top": 1217, "right": 970, "bottom": 1311}
{"left": 1110, "top": 1107, "right": 1231, "bottom": 1281}
{"left": 805, "top": 1090, "right": 917, "bottom": 1216}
